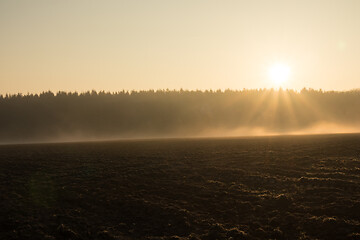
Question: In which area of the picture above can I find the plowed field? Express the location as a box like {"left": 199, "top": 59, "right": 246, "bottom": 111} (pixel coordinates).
{"left": 1, "top": 134, "right": 360, "bottom": 239}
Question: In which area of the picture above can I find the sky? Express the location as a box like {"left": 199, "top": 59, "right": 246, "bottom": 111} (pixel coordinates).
{"left": 1, "top": 0, "right": 360, "bottom": 94}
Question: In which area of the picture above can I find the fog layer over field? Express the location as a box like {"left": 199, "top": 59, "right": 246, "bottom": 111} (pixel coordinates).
{"left": 1, "top": 89, "right": 360, "bottom": 143}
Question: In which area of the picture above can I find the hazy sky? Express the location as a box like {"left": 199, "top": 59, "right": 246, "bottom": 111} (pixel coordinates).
{"left": 1, "top": 0, "right": 360, "bottom": 94}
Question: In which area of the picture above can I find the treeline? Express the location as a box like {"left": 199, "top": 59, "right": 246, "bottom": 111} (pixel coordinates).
{"left": 1, "top": 89, "right": 360, "bottom": 142}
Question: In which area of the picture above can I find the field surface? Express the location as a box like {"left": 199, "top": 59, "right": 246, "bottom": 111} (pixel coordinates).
{"left": 1, "top": 134, "right": 360, "bottom": 239}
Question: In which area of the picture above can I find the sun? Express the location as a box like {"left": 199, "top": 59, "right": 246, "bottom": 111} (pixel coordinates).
{"left": 268, "top": 63, "right": 291, "bottom": 87}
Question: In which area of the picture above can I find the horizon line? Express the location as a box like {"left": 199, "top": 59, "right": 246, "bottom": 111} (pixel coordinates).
{"left": 2, "top": 87, "right": 360, "bottom": 96}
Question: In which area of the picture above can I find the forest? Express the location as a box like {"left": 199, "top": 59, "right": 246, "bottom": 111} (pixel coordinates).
{"left": 1, "top": 89, "right": 360, "bottom": 142}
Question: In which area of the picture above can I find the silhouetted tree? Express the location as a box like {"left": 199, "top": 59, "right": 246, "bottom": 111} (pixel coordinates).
{"left": 0, "top": 89, "right": 360, "bottom": 142}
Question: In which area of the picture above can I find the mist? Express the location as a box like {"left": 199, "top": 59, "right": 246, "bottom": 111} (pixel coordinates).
{"left": 1, "top": 89, "right": 360, "bottom": 144}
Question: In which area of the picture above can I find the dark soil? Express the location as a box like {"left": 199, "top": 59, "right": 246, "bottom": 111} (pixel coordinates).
{"left": 1, "top": 134, "right": 360, "bottom": 239}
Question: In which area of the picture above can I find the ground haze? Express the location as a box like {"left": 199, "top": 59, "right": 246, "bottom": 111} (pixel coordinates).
{"left": 1, "top": 89, "right": 360, "bottom": 144}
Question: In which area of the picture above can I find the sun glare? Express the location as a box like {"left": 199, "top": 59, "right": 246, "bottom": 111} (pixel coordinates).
{"left": 268, "top": 63, "right": 291, "bottom": 87}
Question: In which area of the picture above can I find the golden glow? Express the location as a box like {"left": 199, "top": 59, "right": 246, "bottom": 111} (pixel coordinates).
{"left": 268, "top": 63, "right": 291, "bottom": 87}
{"left": 1, "top": 1, "right": 360, "bottom": 93}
